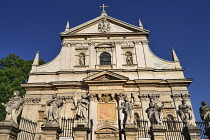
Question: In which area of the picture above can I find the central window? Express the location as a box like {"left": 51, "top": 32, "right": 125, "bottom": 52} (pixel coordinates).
{"left": 100, "top": 52, "right": 111, "bottom": 65}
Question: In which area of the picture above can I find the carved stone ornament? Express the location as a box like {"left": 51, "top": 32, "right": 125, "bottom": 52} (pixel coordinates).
{"left": 88, "top": 93, "right": 96, "bottom": 101}
{"left": 57, "top": 96, "right": 73, "bottom": 103}
{"left": 25, "top": 97, "right": 41, "bottom": 104}
{"left": 115, "top": 93, "right": 125, "bottom": 101}
{"left": 141, "top": 40, "right": 148, "bottom": 45}
{"left": 98, "top": 94, "right": 114, "bottom": 103}
{"left": 171, "top": 94, "right": 191, "bottom": 100}
{"left": 1, "top": 91, "right": 24, "bottom": 124}
{"left": 98, "top": 120, "right": 115, "bottom": 125}
{"left": 98, "top": 17, "right": 111, "bottom": 33}
{"left": 138, "top": 94, "right": 160, "bottom": 101}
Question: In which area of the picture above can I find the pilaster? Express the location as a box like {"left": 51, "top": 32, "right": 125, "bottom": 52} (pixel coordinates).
{"left": 88, "top": 93, "right": 96, "bottom": 140}
{"left": 134, "top": 41, "right": 146, "bottom": 68}
{"left": 88, "top": 42, "right": 96, "bottom": 69}
{"left": 115, "top": 42, "right": 123, "bottom": 68}
{"left": 60, "top": 42, "right": 71, "bottom": 70}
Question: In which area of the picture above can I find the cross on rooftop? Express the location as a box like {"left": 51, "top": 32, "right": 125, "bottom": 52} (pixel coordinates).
{"left": 100, "top": 4, "right": 108, "bottom": 12}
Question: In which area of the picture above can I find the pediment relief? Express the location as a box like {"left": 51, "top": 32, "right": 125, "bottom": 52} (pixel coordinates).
{"left": 83, "top": 71, "right": 128, "bottom": 82}
{"left": 60, "top": 16, "right": 149, "bottom": 35}
{"left": 95, "top": 43, "right": 114, "bottom": 48}
{"left": 93, "top": 74, "right": 117, "bottom": 81}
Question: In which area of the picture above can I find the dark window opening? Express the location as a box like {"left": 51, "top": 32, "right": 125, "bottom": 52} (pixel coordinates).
{"left": 100, "top": 52, "right": 111, "bottom": 65}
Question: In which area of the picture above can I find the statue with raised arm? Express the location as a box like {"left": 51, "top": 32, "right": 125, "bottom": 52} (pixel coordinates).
{"left": 178, "top": 99, "right": 192, "bottom": 126}
{"left": 146, "top": 98, "right": 163, "bottom": 126}
{"left": 44, "top": 93, "right": 63, "bottom": 124}
{"left": 75, "top": 94, "right": 89, "bottom": 122}
{"left": 1, "top": 91, "right": 24, "bottom": 124}
{"left": 119, "top": 97, "right": 135, "bottom": 125}
{"left": 200, "top": 101, "right": 210, "bottom": 128}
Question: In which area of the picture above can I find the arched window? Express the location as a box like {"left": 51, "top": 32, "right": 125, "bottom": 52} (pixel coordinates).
{"left": 79, "top": 53, "right": 85, "bottom": 65}
{"left": 100, "top": 52, "right": 111, "bottom": 65}
{"left": 125, "top": 51, "right": 133, "bottom": 65}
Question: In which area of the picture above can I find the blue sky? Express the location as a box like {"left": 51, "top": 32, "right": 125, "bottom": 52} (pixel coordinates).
{"left": 0, "top": 0, "right": 210, "bottom": 120}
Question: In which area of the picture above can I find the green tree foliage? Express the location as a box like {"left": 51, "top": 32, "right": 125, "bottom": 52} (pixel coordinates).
{"left": 0, "top": 54, "right": 45, "bottom": 121}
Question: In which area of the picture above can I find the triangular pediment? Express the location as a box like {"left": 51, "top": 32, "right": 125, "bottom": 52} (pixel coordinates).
{"left": 83, "top": 71, "right": 128, "bottom": 82}
{"left": 60, "top": 15, "right": 149, "bottom": 35}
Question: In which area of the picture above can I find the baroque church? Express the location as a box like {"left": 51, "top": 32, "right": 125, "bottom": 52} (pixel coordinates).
{"left": 15, "top": 5, "right": 200, "bottom": 140}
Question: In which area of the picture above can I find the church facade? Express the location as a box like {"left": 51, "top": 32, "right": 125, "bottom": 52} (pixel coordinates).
{"left": 20, "top": 7, "right": 197, "bottom": 140}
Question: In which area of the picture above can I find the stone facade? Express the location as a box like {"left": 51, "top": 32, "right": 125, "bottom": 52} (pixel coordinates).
{"left": 20, "top": 9, "right": 196, "bottom": 140}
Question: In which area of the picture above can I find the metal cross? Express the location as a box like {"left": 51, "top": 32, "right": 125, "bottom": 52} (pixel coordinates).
{"left": 100, "top": 4, "right": 108, "bottom": 12}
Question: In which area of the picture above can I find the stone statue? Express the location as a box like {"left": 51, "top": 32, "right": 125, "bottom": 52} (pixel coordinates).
{"left": 177, "top": 99, "right": 192, "bottom": 126}
{"left": 44, "top": 93, "right": 64, "bottom": 124}
{"left": 119, "top": 97, "right": 135, "bottom": 125}
{"left": 146, "top": 98, "right": 163, "bottom": 125}
{"left": 75, "top": 94, "right": 89, "bottom": 122}
{"left": 125, "top": 51, "right": 133, "bottom": 65}
{"left": 79, "top": 53, "right": 85, "bottom": 65}
{"left": 1, "top": 91, "right": 24, "bottom": 124}
{"left": 199, "top": 101, "right": 210, "bottom": 128}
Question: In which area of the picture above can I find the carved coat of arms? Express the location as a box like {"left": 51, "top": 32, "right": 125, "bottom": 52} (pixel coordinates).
{"left": 98, "top": 18, "right": 111, "bottom": 33}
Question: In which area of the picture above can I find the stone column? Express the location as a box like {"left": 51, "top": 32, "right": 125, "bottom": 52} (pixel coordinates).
{"left": 88, "top": 93, "right": 96, "bottom": 140}
{"left": 0, "top": 121, "right": 20, "bottom": 140}
{"left": 182, "top": 125, "right": 201, "bottom": 140}
{"left": 116, "top": 93, "right": 125, "bottom": 140}
{"left": 149, "top": 125, "right": 166, "bottom": 140}
{"left": 41, "top": 123, "right": 62, "bottom": 140}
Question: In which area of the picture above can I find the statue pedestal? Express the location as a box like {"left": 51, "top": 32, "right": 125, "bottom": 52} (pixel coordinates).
{"left": 0, "top": 121, "right": 20, "bottom": 140}
{"left": 182, "top": 125, "right": 201, "bottom": 140}
{"left": 123, "top": 124, "right": 138, "bottom": 140}
{"left": 73, "top": 124, "right": 90, "bottom": 140}
{"left": 41, "top": 123, "right": 62, "bottom": 140}
{"left": 149, "top": 125, "right": 166, "bottom": 140}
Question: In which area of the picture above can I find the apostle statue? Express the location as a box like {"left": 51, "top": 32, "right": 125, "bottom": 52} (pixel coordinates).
{"left": 75, "top": 94, "right": 89, "bottom": 122}
{"left": 119, "top": 97, "right": 135, "bottom": 125}
{"left": 125, "top": 51, "right": 133, "bottom": 65}
{"left": 1, "top": 91, "right": 24, "bottom": 124}
{"left": 146, "top": 98, "right": 163, "bottom": 125}
{"left": 79, "top": 53, "right": 85, "bottom": 65}
{"left": 44, "top": 93, "right": 64, "bottom": 124}
{"left": 199, "top": 101, "right": 210, "bottom": 128}
{"left": 177, "top": 99, "right": 192, "bottom": 126}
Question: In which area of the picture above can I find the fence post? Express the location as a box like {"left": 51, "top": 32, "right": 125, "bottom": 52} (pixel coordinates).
{"left": 0, "top": 121, "right": 20, "bottom": 140}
